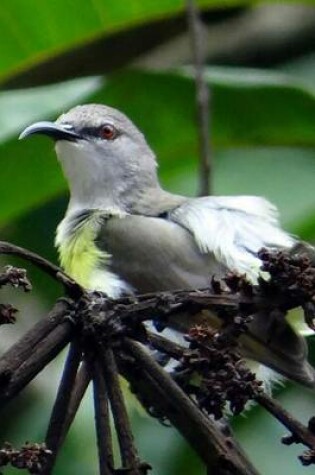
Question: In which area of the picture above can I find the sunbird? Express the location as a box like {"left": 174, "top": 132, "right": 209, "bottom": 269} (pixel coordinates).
{"left": 20, "top": 104, "right": 315, "bottom": 389}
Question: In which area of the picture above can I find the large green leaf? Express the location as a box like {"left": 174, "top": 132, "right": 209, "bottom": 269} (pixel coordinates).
{"left": 1, "top": 68, "right": 315, "bottom": 227}
{"left": 4, "top": 1, "right": 315, "bottom": 89}
{"left": 0, "top": 0, "right": 242, "bottom": 87}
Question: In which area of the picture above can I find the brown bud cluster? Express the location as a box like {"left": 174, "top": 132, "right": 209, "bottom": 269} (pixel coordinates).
{"left": 258, "top": 248, "right": 315, "bottom": 330}
{"left": 0, "top": 303, "right": 17, "bottom": 324}
{"left": 299, "top": 449, "right": 315, "bottom": 466}
{"left": 0, "top": 442, "right": 52, "bottom": 474}
{"left": 0, "top": 266, "right": 32, "bottom": 292}
{"left": 175, "top": 325, "right": 262, "bottom": 420}
{"left": 259, "top": 248, "right": 315, "bottom": 294}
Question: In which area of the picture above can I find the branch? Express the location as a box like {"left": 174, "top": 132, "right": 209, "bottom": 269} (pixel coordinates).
{"left": 147, "top": 332, "right": 185, "bottom": 359}
{"left": 120, "top": 338, "right": 259, "bottom": 475}
{"left": 44, "top": 342, "right": 82, "bottom": 473}
{"left": 1, "top": 245, "right": 315, "bottom": 473}
{"left": 0, "top": 300, "right": 73, "bottom": 406}
{"left": 93, "top": 360, "right": 115, "bottom": 475}
{"left": 186, "top": 0, "right": 212, "bottom": 196}
{"left": 0, "top": 241, "right": 83, "bottom": 298}
{"left": 42, "top": 360, "right": 91, "bottom": 474}
{"left": 256, "top": 393, "right": 315, "bottom": 451}
{"left": 97, "top": 346, "right": 148, "bottom": 474}
{"left": 62, "top": 361, "right": 91, "bottom": 440}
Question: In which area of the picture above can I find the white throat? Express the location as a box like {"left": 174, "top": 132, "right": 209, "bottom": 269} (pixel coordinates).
{"left": 55, "top": 140, "right": 126, "bottom": 214}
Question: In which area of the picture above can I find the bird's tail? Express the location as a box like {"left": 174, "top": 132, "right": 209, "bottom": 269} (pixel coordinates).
{"left": 168, "top": 308, "right": 315, "bottom": 389}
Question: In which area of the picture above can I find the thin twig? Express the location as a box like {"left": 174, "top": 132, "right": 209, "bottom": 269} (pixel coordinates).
{"left": 0, "top": 241, "right": 83, "bottom": 298}
{"left": 97, "top": 346, "right": 144, "bottom": 474}
{"left": 44, "top": 342, "right": 82, "bottom": 474}
{"left": 147, "top": 332, "right": 185, "bottom": 360}
{"left": 93, "top": 360, "right": 115, "bottom": 475}
{"left": 62, "top": 361, "right": 91, "bottom": 441}
{"left": 256, "top": 393, "right": 315, "bottom": 450}
{"left": 120, "top": 339, "right": 258, "bottom": 475}
{"left": 186, "top": 0, "right": 212, "bottom": 196}
{"left": 41, "top": 360, "right": 91, "bottom": 473}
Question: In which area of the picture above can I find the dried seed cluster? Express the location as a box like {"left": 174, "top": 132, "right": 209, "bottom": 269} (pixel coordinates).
{"left": 0, "top": 266, "right": 32, "bottom": 292}
{"left": 258, "top": 248, "right": 315, "bottom": 329}
{"left": 259, "top": 248, "right": 315, "bottom": 293}
{"left": 0, "top": 442, "right": 52, "bottom": 474}
{"left": 175, "top": 325, "right": 262, "bottom": 420}
{"left": 0, "top": 266, "right": 32, "bottom": 326}
{"left": 171, "top": 248, "right": 315, "bottom": 421}
{"left": 0, "top": 303, "right": 17, "bottom": 324}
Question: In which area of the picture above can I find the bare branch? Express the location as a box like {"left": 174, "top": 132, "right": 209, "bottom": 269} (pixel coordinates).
{"left": 42, "top": 360, "right": 91, "bottom": 474}
{"left": 62, "top": 361, "right": 91, "bottom": 438}
{"left": 256, "top": 393, "right": 315, "bottom": 451}
{"left": 97, "top": 346, "right": 147, "bottom": 474}
{"left": 121, "top": 339, "right": 259, "bottom": 475}
{"left": 93, "top": 360, "right": 115, "bottom": 475}
{"left": 147, "top": 332, "right": 185, "bottom": 359}
{"left": 44, "top": 342, "right": 82, "bottom": 474}
{"left": 1, "top": 245, "right": 315, "bottom": 472}
{"left": 186, "top": 0, "right": 212, "bottom": 196}
{"left": 0, "top": 241, "right": 83, "bottom": 298}
{"left": 0, "top": 300, "right": 73, "bottom": 406}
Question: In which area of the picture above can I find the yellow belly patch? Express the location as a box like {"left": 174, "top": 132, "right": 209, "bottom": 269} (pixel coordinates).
{"left": 56, "top": 212, "right": 107, "bottom": 289}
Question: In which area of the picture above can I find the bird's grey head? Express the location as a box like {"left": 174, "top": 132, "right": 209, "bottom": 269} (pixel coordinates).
{"left": 20, "top": 104, "right": 159, "bottom": 213}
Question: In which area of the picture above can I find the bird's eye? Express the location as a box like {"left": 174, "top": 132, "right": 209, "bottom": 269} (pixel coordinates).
{"left": 99, "top": 124, "right": 117, "bottom": 140}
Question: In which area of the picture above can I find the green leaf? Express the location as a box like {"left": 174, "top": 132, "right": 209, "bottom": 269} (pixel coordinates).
{"left": 1, "top": 68, "right": 315, "bottom": 227}
{"left": 0, "top": 0, "right": 239, "bottom": 87}
{"left": 87, "top": 69, "right": 315, "bottom": 182}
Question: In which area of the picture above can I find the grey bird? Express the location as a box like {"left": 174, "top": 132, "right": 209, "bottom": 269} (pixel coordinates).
{"left": 20, "top": 103, "right": 315, "bottom": 389}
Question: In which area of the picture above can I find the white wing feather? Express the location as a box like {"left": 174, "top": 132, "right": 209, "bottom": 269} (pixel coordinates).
{"left": 170, "top": 196, "right": 295, "bottom": 280}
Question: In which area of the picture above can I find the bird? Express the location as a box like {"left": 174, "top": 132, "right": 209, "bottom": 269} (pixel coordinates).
{"left": 19, "top": 103, "right": 315, "bottom": 389}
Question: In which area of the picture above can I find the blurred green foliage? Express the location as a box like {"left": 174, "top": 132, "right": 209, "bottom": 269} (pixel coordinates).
{"left": 0, "top": 1, "right": 315, "bottom": 474}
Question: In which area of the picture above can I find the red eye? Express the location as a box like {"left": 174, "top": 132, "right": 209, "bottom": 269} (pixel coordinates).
{"left": 100, "top": 124, "right": 117, "bottom": 140}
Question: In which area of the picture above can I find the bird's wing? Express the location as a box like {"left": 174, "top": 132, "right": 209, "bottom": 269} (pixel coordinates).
{"left": 100, "top": 214, "right": 220, "bottom": 293}
{"left": 169, "top": 196, "right": 315, "bottom": 387}
{"left": 169, "top": 195, "right": 295, "bottom": 280}
{"left": 169, "top": 307, "right": 315, "bottom": 388}
{"left": 100, "top": 205, "right": 314, "bottom": 387}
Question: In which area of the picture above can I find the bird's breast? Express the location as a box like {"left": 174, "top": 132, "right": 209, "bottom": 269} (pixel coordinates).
{"left": 55, "top": 210, "right": 129, "bottom": 298}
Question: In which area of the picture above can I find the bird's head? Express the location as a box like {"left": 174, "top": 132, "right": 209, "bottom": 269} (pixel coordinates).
{"left": 20, "top": 104, "right": 159, "bottom": 212}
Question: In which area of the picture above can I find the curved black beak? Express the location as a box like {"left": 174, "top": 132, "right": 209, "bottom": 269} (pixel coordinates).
{"left": 19, "top": 121, "right": 81, "bottom": 142}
